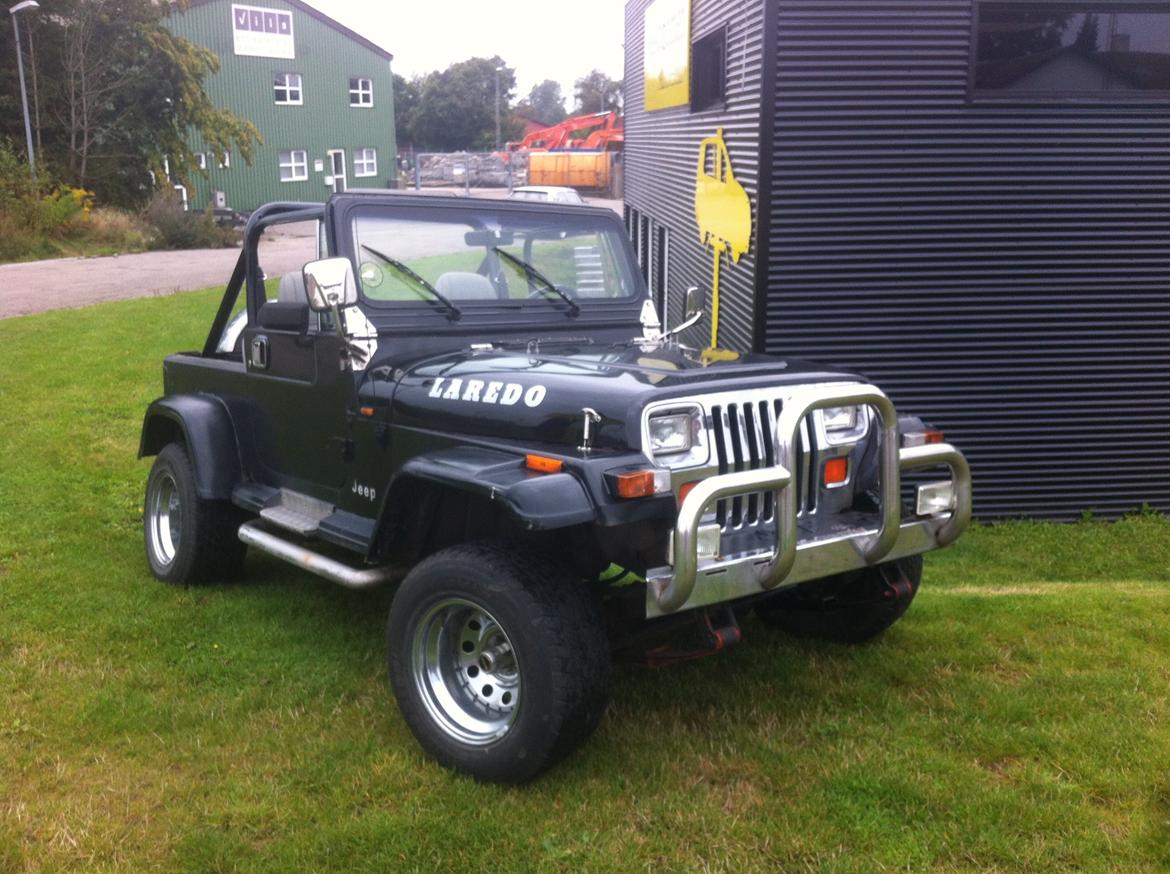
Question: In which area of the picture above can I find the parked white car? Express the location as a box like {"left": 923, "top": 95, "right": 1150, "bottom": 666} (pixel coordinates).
{"left": 508, "top": 185, "right": 585, "bottom": 205}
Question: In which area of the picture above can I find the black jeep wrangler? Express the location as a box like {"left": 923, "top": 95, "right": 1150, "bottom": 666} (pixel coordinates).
{"left": 139, "top": 192, "right": 970, "bottom": 783}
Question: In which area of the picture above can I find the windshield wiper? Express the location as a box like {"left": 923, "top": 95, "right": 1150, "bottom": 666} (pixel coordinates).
{"left": 361, "top": 244, "right": 462, "bottom": 322}
{"left": 493, "top": 247, "right": 581, "bottom": 317}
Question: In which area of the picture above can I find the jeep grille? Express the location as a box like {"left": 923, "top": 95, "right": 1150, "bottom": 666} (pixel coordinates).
{"left": 707, "top": 397, "right": 815, "bottom": 532}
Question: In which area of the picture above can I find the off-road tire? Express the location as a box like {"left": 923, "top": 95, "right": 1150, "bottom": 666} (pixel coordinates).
{"left": 386, "top": 542, "right": 610, "bottom": 783}
{"left": 755, "top": 554, "right": 923, "bottom": 644}
{"left": 143, "top": 442, "right": 247, "bottom": 585}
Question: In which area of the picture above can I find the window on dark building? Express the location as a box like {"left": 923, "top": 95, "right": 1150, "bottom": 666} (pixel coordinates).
{"left": 973, "top": 3, "right": 1170, "bottom": 98}
{"left": 691, "top": 26, "right": 727, "bottom": 111}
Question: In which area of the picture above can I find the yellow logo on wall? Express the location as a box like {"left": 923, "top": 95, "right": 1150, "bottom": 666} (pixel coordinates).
{"left": 643, "top": 0, "right": 690, "bottom": 111}
{"left": 695, "top": 128, "right": 752, "bottom": 356}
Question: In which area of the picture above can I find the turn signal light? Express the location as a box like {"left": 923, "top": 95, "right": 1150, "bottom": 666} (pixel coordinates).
{"left": 525, "top": 454, "right": 563, "bottom": 474}
{"left": 614, "top": 470, "right": 658, "bottom": 498}
{"left": 903, "top": 429, "right": 945, "bottom": 447}
{"left": 678, "top": 481, "right": 698, "bottom": 506}
{"left": 823, "top": 457, "right": 848, "bottom": 486}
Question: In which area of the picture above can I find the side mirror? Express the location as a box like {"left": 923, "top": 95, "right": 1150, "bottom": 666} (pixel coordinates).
{"left": 663, "top": 286, "right": 704, "bottom": 339}
{"left": 303, "top": 257, "right": 358, "bottom": 312}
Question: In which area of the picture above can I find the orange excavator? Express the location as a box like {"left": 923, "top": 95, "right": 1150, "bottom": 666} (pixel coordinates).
{"left": 506, "top": 111, "right": 623, "bottom": 152}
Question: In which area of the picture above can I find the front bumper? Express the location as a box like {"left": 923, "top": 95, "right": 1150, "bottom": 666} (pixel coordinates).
{"left": 644, "top": 384, "right": 971, "bottom": 617}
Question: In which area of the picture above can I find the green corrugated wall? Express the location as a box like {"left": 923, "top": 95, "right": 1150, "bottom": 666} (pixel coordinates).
{"left": 166, "top": 0, "right": 396, "bottom": 211}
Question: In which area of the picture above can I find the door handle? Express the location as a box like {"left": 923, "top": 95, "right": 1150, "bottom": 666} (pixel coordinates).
{"left": 250, "top": 335, "right": 269, "bottom": 369}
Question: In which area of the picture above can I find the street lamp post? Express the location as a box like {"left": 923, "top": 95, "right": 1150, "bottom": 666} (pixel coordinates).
{"left": 9, "top": 0, "right": 39, "bottom": 179}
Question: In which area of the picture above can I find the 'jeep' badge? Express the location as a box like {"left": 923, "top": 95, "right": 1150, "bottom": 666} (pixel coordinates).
{"left": 428, "top": 377, "right": 546, "bottom": 408}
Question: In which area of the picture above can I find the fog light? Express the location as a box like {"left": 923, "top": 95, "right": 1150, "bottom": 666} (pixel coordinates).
{"left": 916, "top": 480, "right": 956, "bottom": 516}
{"left": 668, "top": 523, "right": 722, "bottom": 564}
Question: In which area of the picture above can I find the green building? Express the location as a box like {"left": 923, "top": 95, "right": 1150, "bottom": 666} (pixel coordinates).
{"left": 166, "top": 0, "right": 395, "bottom": 211}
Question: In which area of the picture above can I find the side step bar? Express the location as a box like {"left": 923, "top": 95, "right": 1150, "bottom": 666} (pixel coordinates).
{"left": 238, "top": 521, "right": 395, "bottom": 589}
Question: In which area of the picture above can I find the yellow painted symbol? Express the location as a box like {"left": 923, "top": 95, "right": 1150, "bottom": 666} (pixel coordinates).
{"left": 694, "top": 128, "right": 752, "bottom": 359}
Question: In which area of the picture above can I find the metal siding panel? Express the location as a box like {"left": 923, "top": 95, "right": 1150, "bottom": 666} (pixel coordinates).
{"left": 765, "top": 0, "right": 1170, "bottom": 520}
{"left": 624, "top": 0, "right": 765, "bottom": 349}
{"left": 167, "top": 0, "right": 396, "bottom": 211}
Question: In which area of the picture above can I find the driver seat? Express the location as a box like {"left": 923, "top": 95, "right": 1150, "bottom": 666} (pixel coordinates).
{"left": 435, "top": 271, "right": 496, "bottom": 301}
{"left": 276, "top": 271, "right": 308, "bottom": 304}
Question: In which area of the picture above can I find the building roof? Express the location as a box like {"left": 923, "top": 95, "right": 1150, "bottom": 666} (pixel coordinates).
{"left": 186, "top": 0, "right": 393, "bottom": 61}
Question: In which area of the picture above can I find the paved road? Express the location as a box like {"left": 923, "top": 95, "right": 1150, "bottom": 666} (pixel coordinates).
{"left": 0, "top": 230, "right": 314, "bottom": 320}
{"left": 0, "top": 192, "right": 624, "bottom": 320}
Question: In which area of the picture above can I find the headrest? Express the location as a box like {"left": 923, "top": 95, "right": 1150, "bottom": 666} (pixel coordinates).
{"left": 435, "top": 271, "right": 496, "bottom": 301}
{"left": 277, "top": 271, "right": 307, "bottom": 304}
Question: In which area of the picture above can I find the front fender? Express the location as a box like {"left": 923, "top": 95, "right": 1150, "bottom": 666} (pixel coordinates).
{"left": 139, "top": 395, "right": 242, "bottom": 500}
{"left": 384, "top": 446, "right": 596, "bottom": 532}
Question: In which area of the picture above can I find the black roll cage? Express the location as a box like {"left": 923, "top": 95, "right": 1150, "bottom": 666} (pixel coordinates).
{"left": 201, "top": 202, "right": 326, "bottom": 357}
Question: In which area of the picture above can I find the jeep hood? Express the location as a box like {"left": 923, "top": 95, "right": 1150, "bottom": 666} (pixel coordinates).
{"left": 388, "top": 341, "right": 863, "bottom": 451}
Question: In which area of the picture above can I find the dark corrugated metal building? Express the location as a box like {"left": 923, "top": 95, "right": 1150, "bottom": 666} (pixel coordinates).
{"left": 623, "top": 0, "right": 1170, "bottom": 519}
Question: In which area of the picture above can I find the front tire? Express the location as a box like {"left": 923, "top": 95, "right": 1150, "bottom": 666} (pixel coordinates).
{"left": 387, "top": 543, "right": 610, "bottom": 783}
{"left": 143, "top": 442, "right": 247, "bottom": 585}
{"left": 755, "top": 555, "right": 923, "bottom": 644}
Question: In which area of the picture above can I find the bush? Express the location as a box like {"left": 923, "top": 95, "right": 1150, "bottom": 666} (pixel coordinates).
{"left": 26, "top": 186, "right": 94, "bottom": 236}
{"left": 141, "top": 191, "right": 240, "bottom": 250}
{"left": 86, "top": 207, "right": 151, "bottom": 250}
{"left": 0, "top": 140, "right": 91, "bottom": 237}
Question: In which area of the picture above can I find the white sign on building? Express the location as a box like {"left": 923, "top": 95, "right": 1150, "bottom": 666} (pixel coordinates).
{"left": 231, "top": 4, "right": 295, "bottom": 59}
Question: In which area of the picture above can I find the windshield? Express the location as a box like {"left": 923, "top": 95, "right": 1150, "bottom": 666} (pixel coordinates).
{"left": 350, "top": 207, "right": 639, "bottom": 308}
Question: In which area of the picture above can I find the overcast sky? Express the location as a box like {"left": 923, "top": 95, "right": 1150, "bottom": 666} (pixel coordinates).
{"left": 301, "top": 0, "right": 627, "bottom": 105}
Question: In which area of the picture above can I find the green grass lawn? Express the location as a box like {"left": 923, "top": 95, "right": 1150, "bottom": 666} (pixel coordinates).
{"left": 2, "top": 290, "right": 1169, "bottom": 872}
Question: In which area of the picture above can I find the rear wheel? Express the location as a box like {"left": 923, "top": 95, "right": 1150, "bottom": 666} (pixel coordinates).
{"left": 755, "top": 554, "right": 923, "bottom": 644}
{"left": 387, "top": 542, "right": 610, "bottom": 783}
{"left": 143, "top": 442, "right": 247, "bottom": 585}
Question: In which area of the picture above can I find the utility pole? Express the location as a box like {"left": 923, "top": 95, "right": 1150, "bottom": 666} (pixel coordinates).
{"left": 9, "top": 0, "right": 40, "bottom": 180}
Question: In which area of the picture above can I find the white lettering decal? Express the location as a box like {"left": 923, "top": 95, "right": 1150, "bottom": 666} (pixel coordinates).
{"left": 351, "top": 481, "right": 376, "bottom": 501}
{"left": 430, "top": 376, "right": 547, "bottom": 407}
{"left": 462, "top": 379, "right": 484, "bottom": 402}
{"left": 500, "top": 383, "right": 523, "bottom": 405}
{"left": 441, "top": 378, "right": 463, "bottom": 400}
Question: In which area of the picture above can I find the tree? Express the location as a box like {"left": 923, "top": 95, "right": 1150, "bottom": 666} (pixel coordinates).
{"left": 517, "top": 80, "right": 566, "bottom": 124}
{"left": 0, "top": 0, "right": 260, "bottom": 206}
{"left": 392, "top": 74, "right": 422, "bottom": 149}
{"left": 408, "top": 56, "right": 522, "bottom": 152}
{"left": 573, "top": 70, "right": 622, "bottom": 115}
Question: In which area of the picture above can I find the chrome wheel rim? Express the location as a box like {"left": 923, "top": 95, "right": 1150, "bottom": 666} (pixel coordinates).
{"left": 147, "top": 472, "right": 181, "bottom": 566}
{"left": 411, "top": 598, "right": 520, "bottom": 746}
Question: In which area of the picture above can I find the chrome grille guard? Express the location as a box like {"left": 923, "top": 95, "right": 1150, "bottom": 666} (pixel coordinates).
{"left": 646, "top": 383, "right": 972, "bottom": 617}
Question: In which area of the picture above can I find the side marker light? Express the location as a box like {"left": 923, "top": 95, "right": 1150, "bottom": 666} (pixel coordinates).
{"left": 525, "top": 454, "right": 563, "bottom": 474}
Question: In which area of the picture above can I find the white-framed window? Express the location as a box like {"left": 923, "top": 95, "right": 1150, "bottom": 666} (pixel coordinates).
{"left": 349, "top": 77, "right": 373, "bottom": 107}
{"left": 196, "top": 152, "right": 208, "bottom": 170}
{"left": 274, "top": 72, "right": 303, "bottom": 105}
{"left": 353, "top": 148, "right": 377, "bottom": 178}
{"left": 217, "top": 151, "right": 231, "bottom": 169}
{"left": 278, "top": 149, "right": 308, "bottom": 182}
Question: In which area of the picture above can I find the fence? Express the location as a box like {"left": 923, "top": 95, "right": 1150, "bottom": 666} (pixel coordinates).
{"left": 408, "top": 151, "right": 529, "bottom": 191}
